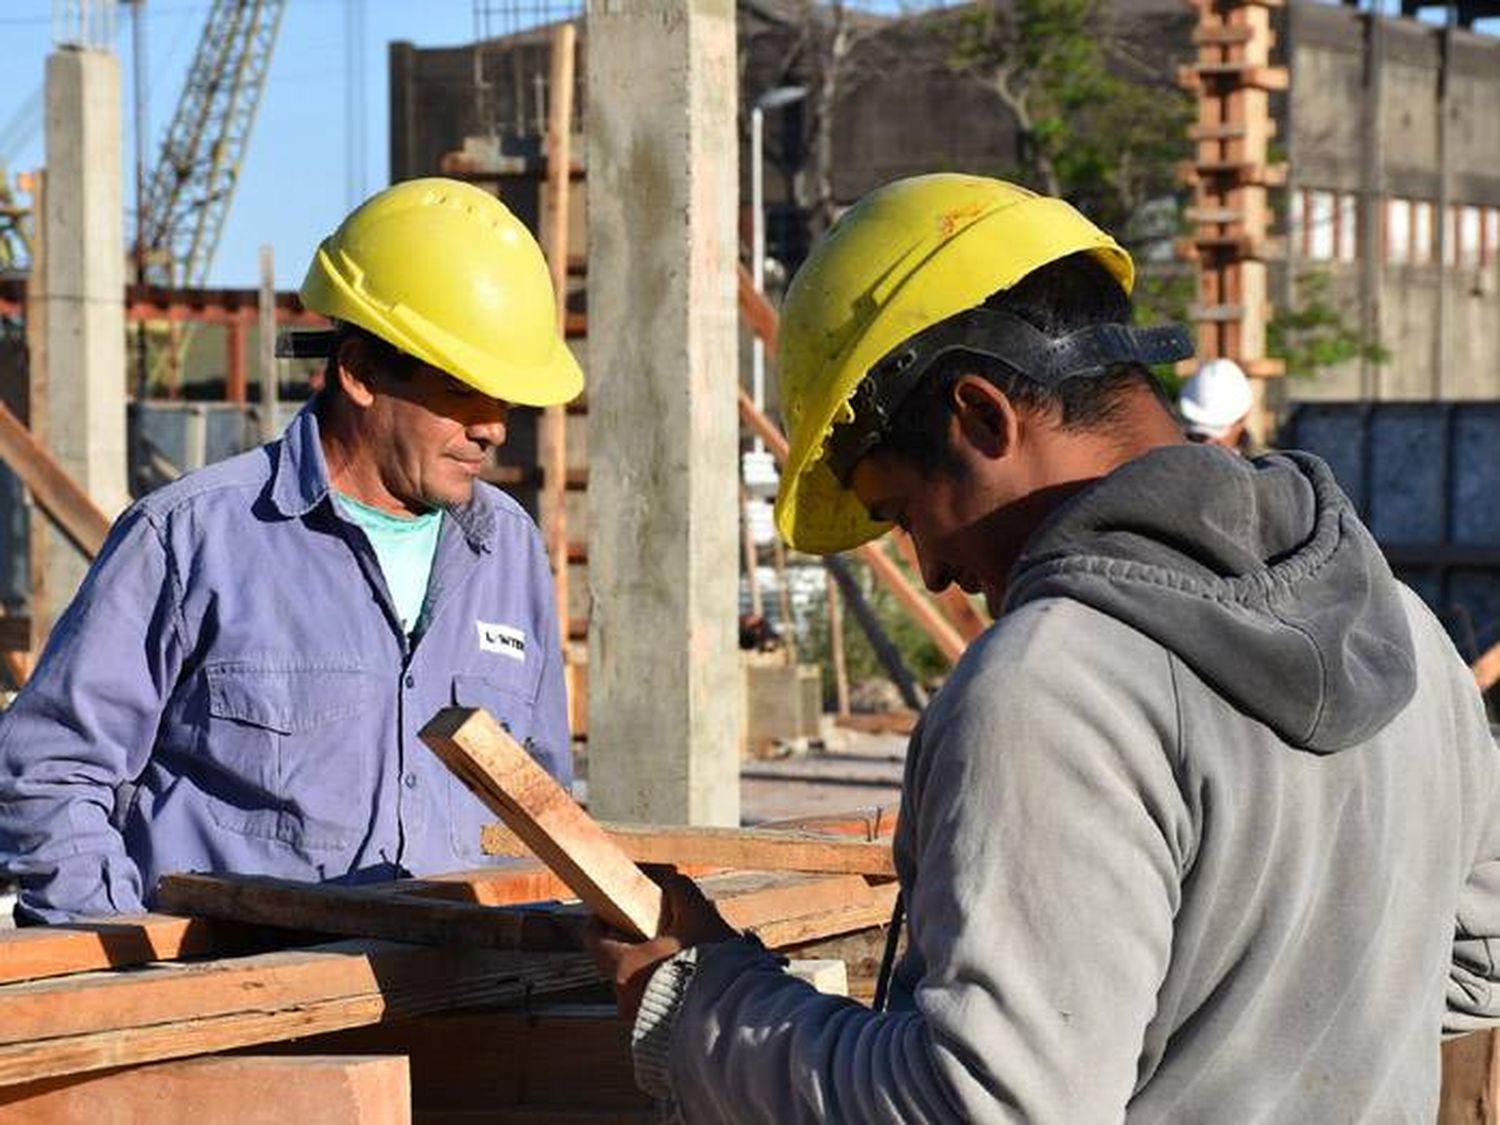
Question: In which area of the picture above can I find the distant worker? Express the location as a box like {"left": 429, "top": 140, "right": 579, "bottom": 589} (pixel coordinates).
{"left": 0, "top": 178, "right": 581, "bottom": 922}
{"left": 1178, "top": 356, "right": 1253, "bottom": 452}
{"left": 587, "top": 174, "right": 1500, "bottom": 1121}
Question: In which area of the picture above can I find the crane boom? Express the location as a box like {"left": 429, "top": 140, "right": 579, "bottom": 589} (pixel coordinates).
{"left": 137, "top": 0, "right": 286, "bottom": 288}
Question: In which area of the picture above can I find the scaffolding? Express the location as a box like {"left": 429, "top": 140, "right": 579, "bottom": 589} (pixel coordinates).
{"left": 471, "top": 0, "right": 584, "bottom": 141}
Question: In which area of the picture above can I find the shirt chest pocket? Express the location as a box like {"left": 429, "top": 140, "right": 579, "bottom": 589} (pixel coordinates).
{"left": 203, "top": 662, "right": 379, "bottom": 853}
{"left": 446, "top": 671, "right": 540, "bottom": 857}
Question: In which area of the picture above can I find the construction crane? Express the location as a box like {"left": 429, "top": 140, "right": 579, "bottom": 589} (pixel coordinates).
{"left": 136, "top": 0, "right": 286, "bottom": 290}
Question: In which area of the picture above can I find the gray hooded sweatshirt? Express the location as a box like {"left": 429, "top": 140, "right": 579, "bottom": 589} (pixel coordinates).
{"left": 636, "top": 445, "right": 1500, "bottom": 1123}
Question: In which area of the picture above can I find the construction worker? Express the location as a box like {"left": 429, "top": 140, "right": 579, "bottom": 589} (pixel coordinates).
{"left": 0, "top": 178, "right": 582, "bottom": 923}
{"left": 1178, "top": 355, "right": 1253, "bottom": 451}
{"left": 587, "top": 174, "right": 1500, "bottom": 1120}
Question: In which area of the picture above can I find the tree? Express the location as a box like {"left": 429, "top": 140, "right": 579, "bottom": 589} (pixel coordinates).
{"left": 943, "top": 0, "right": 1193, "bottom": 247}
{"left": 1268, "top": 270, "right": 1390, "bottom": 380}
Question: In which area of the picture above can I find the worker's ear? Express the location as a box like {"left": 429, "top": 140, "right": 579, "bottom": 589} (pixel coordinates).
{"left": 949, "top": 374, "right": 1018, "bottom": 463}
{"left": 334, "top": 335, "right": 378, "bottom": 409}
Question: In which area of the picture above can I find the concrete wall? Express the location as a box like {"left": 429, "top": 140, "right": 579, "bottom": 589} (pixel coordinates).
{"left": 1287, "top": 5, "right": 1500, "bottom": 404}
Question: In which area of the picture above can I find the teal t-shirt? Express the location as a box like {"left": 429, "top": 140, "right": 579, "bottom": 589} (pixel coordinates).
{"left": 334, "top": 491, "right": 443, "bottom": 635}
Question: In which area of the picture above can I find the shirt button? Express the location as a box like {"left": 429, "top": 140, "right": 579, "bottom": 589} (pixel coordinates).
{"left": 404, "top": 772, "right": 418, "bottom": 789}
{"left": 404, "top": 674, "right": 415, "bottom": 689}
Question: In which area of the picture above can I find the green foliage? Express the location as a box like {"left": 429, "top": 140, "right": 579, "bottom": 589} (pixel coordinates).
{"left": 799, "top": 552, "right": 952, "bottom": 708}
{"left": 943, "top": 0, "right": 1192, "bottom": 237}
{"left": 1268, "top": 270, "right": 1390, "bottom": 380}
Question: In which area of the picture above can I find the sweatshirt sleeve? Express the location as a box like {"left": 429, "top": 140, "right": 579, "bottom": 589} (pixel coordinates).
{"left": 0, "top": 508, "right": 186, "bottom": 922}
{"left": 1444, "top": 678, "right": 1500, "bottom": 1032}
{"left": 657, "top": 605, "right": 1192, "bottom": 1122}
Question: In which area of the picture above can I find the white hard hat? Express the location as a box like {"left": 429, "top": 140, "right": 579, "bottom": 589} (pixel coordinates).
{"left": 1179, "top": 358, "right": 1252, "bottom": 435}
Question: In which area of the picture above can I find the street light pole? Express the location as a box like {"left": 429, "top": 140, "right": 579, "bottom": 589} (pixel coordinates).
{"left": 750, "top": 104, "right": 766, "bottom": 454}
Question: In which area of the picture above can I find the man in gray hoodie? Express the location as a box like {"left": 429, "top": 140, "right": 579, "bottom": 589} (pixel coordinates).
{"left": 587, "top": 174, "right": 1500, "bottom": 1121}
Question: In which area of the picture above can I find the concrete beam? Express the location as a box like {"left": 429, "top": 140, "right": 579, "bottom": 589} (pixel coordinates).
{"left": 40, "top": 47, "right": 128, "bottom": 631}
{"left": 586, "top": 0, "right": 741, "bottom": 825}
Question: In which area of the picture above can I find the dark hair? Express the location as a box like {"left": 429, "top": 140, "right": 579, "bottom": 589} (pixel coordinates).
{"left": 319, "top": 321, "right": 418, "bottom": 402}
{"left": 878, "top": 251, "right": 1169, "bottom": 473}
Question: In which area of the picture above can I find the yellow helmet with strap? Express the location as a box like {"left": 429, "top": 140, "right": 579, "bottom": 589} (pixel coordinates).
{"left": 773, "top": 173, "right": 1138, "bottom": 555}
{"left": 300, "top": 177, "right": 583, "bottom": 407}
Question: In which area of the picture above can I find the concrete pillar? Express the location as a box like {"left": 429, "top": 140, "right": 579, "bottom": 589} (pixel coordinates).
{"left": 586, "top": 0, "right": 741, "bottom": 826}
{"left": 40, "top": 47, "right": 129, "bottom": 629}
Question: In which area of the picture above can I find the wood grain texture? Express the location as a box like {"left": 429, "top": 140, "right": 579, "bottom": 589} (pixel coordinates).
{"left": 0, "top": 1055, "right": 412, "bottom": 1124}
{"left": 156, "top": 874, "right": 585, "bottom": 951}
{"left": 0, "top": 914, "right": 270, "bottom": 987}
{"left": 0, "top": 938, "right": 596, "bottom": 1087}
{"left": 480, "top": 821, "right": 896, "bottom": 877}
{"left": 420, "top": 707, "right": 662, "bottom": 938}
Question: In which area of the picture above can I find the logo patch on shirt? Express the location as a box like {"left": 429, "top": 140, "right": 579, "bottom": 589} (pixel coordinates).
{"left": 476, "top": 621, "right": 526, "bottom": 661}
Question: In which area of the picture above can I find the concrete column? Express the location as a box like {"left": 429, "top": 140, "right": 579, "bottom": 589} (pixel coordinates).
{"left": 586, "top": 0, "right": 741, "bottom": 826}
{"left": 40, "top": 47, "right": 129, "bottom": 629}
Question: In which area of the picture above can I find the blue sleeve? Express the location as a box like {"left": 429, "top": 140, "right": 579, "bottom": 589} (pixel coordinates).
{"left": 528, "top": 530, "right": 574, "bottom": 788}
{"left": 0, "top": 508, "right": 186, "bottom": 921}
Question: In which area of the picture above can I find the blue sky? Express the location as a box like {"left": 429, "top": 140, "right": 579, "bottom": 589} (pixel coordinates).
{"left": 0, "top": 1, "right": 1494, "bottom": 290}
{"left": 0, "top": 1, "right": 480, "bottom": 290}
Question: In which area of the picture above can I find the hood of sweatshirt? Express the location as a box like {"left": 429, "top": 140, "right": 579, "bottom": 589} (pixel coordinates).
{"left": 1003, "top": 445, "right": 1416, "bottom": 753}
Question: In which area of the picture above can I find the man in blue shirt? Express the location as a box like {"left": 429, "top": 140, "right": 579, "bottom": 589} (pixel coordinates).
{"left": 0, "top": 178, "right": 583, "bottom": 922}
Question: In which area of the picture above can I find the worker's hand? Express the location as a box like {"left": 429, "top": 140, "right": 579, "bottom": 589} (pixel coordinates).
{"left": 584, "top": 865, "right": 737, "bottom": 1024}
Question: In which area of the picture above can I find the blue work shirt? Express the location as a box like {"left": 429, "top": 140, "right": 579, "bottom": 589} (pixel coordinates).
{"left": 0, "top": 404, "right": 571, "bottom": 922}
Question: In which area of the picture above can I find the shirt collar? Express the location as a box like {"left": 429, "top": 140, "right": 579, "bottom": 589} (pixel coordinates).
{"left": 270, "top": 398, "right": 495, "bottom": 552}
{"left": 269, "top": 401, "right": 333, "bottom": 518}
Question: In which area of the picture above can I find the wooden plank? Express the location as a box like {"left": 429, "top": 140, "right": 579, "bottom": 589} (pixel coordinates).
{"left": 748, "top": 884, "right": 899, "bottom": 950}
{"left": 389, "top": 863, "right": 577, "bottom": 906}
{"left": 539, "top": 21, "right": 577, "bottom": 656}
{"left": 701, "top": 871, "right": 884, "bottom": 929}
{"left": 757, "top": 807, "right": 900, "bottom": 840}
{"left": 0, "top": 1055, "right": 412, "bottom": 1124}
{"left": 0, "top": 400, "right": 109, "bottom": 559}
{"left": 480, "top": 822, "right": 895, "bottom": 877}
{"left": 419, "top": 708, "right": 663, "bottom": 939}
{"left": 252, "top": 1008, "right": 652, "bottom": 1118}
{"left": 0, "top": 939, "right": 597, "bottom": 1088}
{"left": 155, "top": 874, "right": 586, "bottom": 952}
{"left": 0, "top": 914, "right": 274, "bottom": 988}
{"left": 1472, "top": 641, "right": 1500, "bottom": 692}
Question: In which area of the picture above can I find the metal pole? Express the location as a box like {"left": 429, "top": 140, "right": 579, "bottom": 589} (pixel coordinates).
{"left": 130, "top": 0, "right": 149, "bottom": 405}
{"left": 750, "top": 105, "right": 766, "bottom": 454}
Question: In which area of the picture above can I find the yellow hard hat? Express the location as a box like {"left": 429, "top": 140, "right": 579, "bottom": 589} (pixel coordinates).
{"left": 300, "top": 177, "right": 583, "bottom": 407}
{"left": 774, "top": 173, "right": 1135, "bottom": 555}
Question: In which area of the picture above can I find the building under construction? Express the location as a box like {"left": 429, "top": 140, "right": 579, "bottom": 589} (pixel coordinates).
{"left": 2, "top": 0, "right": 1500, "bottom": 1120}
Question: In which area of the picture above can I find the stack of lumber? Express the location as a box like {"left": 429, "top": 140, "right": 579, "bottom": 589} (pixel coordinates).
{"left": 0, "top": 708, "right": 901, "bottom": 1122}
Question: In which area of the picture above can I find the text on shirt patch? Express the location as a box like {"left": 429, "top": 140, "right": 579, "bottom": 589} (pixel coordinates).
{"left": 476, "top": 621, "right": 526, "bottom": 661}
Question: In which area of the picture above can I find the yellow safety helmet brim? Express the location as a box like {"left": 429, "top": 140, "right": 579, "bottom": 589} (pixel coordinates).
{"left": 773, "top": 175, "right": 1133, "bottom": 555}
{"left": 300, "top": 178, "right": 583, "bottom": 408}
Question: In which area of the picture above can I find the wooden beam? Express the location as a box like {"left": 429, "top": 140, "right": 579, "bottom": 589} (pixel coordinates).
{"left": 736, "top": 262, "right": 779, "bottom": 355}
{"left": 747, "top": 884, "right": 898, "bottom": 950}
{"left": 154, "top": 874, "right": 586, "bottom": 952}
{"left": 0, "top": 1055, "right": 412, "bottom": 1125}
{"left": 244, "top": 1008, "right": 653, "bottom": 1118}
{"left": 0, "top": 939, "right": 597, "bottom": 1088}
{"left": 0, "top": 401, "right": 109, "bottom": 559}
{"left": 158, "top": 867, "right": 890, "bottom": 955}
{"left": 0, "top": 914, "right": 271, "bottom": 988}
{"left": 1473, "top": 641, "right": 1500, "bottom": 692}
{"left": 481, "top": 821, "right": 895, "bottom": 877}
{"left": 419, "top": 708, "right": 663, "bottom": 939}
{"left": 540, "top": 21, "right": 577, "bottom": 659}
